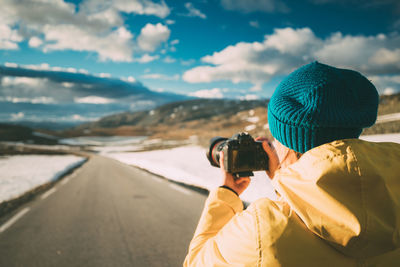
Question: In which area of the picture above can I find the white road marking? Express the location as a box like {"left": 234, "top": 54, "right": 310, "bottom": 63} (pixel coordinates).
{"left": 41, "top": 188, "right": 57, "bottom": 200}
{"left": 169, "top": 183, "right": 192, "bottom": 195}
{"left": 0, "top": 207, "right": 30, "bottom": 233}
{"left": 60, "top": 177, "right": 70, "bottom": 185}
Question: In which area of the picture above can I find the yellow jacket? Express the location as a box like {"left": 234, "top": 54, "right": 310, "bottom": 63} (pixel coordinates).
{"left": 184, "top": 139, "right": 400, "bottom": 266}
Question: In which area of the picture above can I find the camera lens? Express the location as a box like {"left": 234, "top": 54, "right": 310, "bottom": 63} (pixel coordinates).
{"left": 206, "top": 137, "right": 228, "bottom": 167}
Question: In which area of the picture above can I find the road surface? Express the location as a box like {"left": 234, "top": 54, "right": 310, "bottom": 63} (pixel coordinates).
{"left": 0, "top": 155, "right": 207, "bottom": 267}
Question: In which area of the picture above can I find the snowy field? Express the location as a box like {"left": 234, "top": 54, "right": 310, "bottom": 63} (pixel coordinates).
{"left": 359, "top": 133, "right": 400, "bottom": 143}
{"left": 108, "top": 146, "right": 277, "bottom": 202}
{"left": 106, "top": 133, "right": 400, "bottom": 203}
{"left": 0, "top": 155, "right": 86, "bottom": 203}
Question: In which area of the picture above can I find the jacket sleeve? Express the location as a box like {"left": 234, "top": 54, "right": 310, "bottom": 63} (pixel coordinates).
{"left": 184, "top": 187, "right": 259, "bottom": 266}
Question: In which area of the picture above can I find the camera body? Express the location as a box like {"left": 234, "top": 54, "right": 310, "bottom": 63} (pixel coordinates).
{"left": 207, "top": 132, "right": 268, "bottom": 177}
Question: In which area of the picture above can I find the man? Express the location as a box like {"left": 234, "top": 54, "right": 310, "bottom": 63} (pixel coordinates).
{"left": 184, "top": 62, "right": 400, "bottom": 266}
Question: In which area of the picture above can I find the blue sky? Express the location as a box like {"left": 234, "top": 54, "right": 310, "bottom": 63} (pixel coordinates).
{"left": 1, "top": 0, "right": 400, "bottom": 124}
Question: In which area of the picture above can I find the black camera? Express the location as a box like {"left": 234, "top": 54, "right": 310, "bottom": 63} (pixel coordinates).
{"left": 206, "top": 132, "right": 268, "bottom": 177}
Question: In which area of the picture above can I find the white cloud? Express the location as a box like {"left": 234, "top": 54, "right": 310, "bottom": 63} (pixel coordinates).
{"left": 120, "top": 76, "right": 138, "bottom": 83}
{"left": 141, "top": 73, "right": 180, "bottom": 80}
{"left": 114, "top": 0, "right": 170, "bottom": 18}
{"left": 312, "top": 33, "right": 400, "bottom": 74}
{"left": 0, "top": 96, "right": 55, "bottom": 104}
{"left": 6, "top": 62, "right": 90, "bottom": 74}
{"left": 183, "top": 27, "right": 400, "bottom": 94}
{"left": 72, "top": 114, "right": 89, "bottom": 121}
{"left": 369, "top": 48, "right": 400, "bottom": 66}
{"left": 43, "top": 25, "right": 134, "bottom": 62}
{"left": 74, "top": 96, "right": 115, "bottom": 104}
{"left": 2, "top": 76, "right": 43, "bottom": 87}
{"left": 183, "top": 3, "right": 207, "bottom": 19}
{"left": 21, "top": 63, "right": 51, "bottom": 71}
{"left": 163, "top": 56, "right": 176, "bottom": 63}
{"left": 249, "top": 21, "right": 260, "bottom": 28}
{"left": 0, "top": 24, "right": 23, "bottom": 49}
{"left": 264, "top": 27, "right": 319, "bottom": 55}
{"left": 4, "top": 62, "right": 18, "bottom": 68}
{"left": 189, "top": 88, "right": 224, "bottom": 98}
{"left": 62, "top": 82, "right": 74, "bottom": 88}
{"left": 383, "top": 87, "right": 396, "bottom": 95}
{"left": 0, "top": 0, "right": 171, "bottom": 61}
{"left": 127, "top": 76, "right": 137, "bottom": 83}
{"left": 165, "top": 19, "right": 175, "bottom": 25}
{"left": 28, "top": 36, "right": 43, "bottom": 48}
{"left": 135, "top": 54, "right": 160, "bottom": 63}
{"left": 11, "top": 112, "right": 25, "bottom": 120}
{"left": 368, "top": 75, "right": 400, "bottom": 94}
{"left": 137, "top": 23, "right": 171, "bottom": 52}
{"left": 181, "top": 59, "right": 196, "bottom": 66}
{"left": 170, "top": 39, "right": 179, "bottom": 45}
{"left": 80, "top": 0, "right": 170, "bottom": 19}
{"left": 98, "top": 73, "right": 111, "bottom": 78}
{"left": 220, "top": 0, "right": 289, "bottom": 13}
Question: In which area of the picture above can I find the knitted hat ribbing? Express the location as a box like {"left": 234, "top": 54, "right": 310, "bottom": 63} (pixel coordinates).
{"left": 268, "top": 62, "right": 379, "bottom": 153}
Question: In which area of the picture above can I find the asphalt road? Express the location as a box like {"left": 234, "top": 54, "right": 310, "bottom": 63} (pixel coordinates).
{"left": 0, "top": 155, "right": 207, "bottom": 267}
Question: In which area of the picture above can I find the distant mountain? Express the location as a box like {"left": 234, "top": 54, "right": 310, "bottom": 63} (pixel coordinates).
{"left": 77, "top": 99, "right": 267, "bottom": 128}
{"left": 62, "top": 93, "right": 400, "bottom": 146}
{"left": 4, "top": 120, "right": 83, "bottom": 131}
{"left": 62, "top": 98, "right": 271, "bottom": 146}
{"left": 0, "top": 123, "right": 58, "bottom": 144}
{"left": 4, "top": 93, "right": 399, "bottom": 147}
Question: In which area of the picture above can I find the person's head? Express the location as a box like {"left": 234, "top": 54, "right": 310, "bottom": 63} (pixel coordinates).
{"left": 268, "top": 61, "right": 379, "bottom": 155}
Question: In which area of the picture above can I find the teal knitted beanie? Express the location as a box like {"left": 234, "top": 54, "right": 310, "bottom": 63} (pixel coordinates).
{"left": 268, "top": 62, "right": 379, "bottom": 153}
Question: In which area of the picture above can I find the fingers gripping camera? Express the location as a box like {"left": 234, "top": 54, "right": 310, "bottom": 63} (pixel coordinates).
{"left": 206, "top": 132, "right": 269, "bottom": 177}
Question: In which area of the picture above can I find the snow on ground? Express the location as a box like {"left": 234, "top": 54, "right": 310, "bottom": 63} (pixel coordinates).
{"left": 106, "top": 133, "right": 400, "bottom": 203}
{"left": 0, "top": 155, "right": 86, "bottom": 203}
{"left": 244, "top": 125, "right": 257, "bottom": 132}
{"left": 108, "top": 146, "right": 277, "bottom": 203}
{"left": 360, "top": 133, "right": 400, "bottom": 143}
{"left": 246, "top": 116, "right": 260, "bottom": 123}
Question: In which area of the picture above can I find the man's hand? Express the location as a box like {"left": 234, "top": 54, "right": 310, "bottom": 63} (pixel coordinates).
{"left": 219, "top": 152, "right": 250, "bottom": 196}
{"left": 255, "top": 137, "right": 280, "bottom": 179}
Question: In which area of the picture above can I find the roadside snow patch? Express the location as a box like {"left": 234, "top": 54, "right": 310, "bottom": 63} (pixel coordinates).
{"left": 107, "top": 146, "right": 277, "bottom": 202}
{"left": 360, "top": 133, "right": 400, "bottom": 143}
{"left": 0, "top": 155, "right": 86, "bottom": 203}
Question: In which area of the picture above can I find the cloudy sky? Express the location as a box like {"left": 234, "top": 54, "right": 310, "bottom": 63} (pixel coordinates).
{"left": 1, "top": 0, "right": 400, "bottom": 125}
